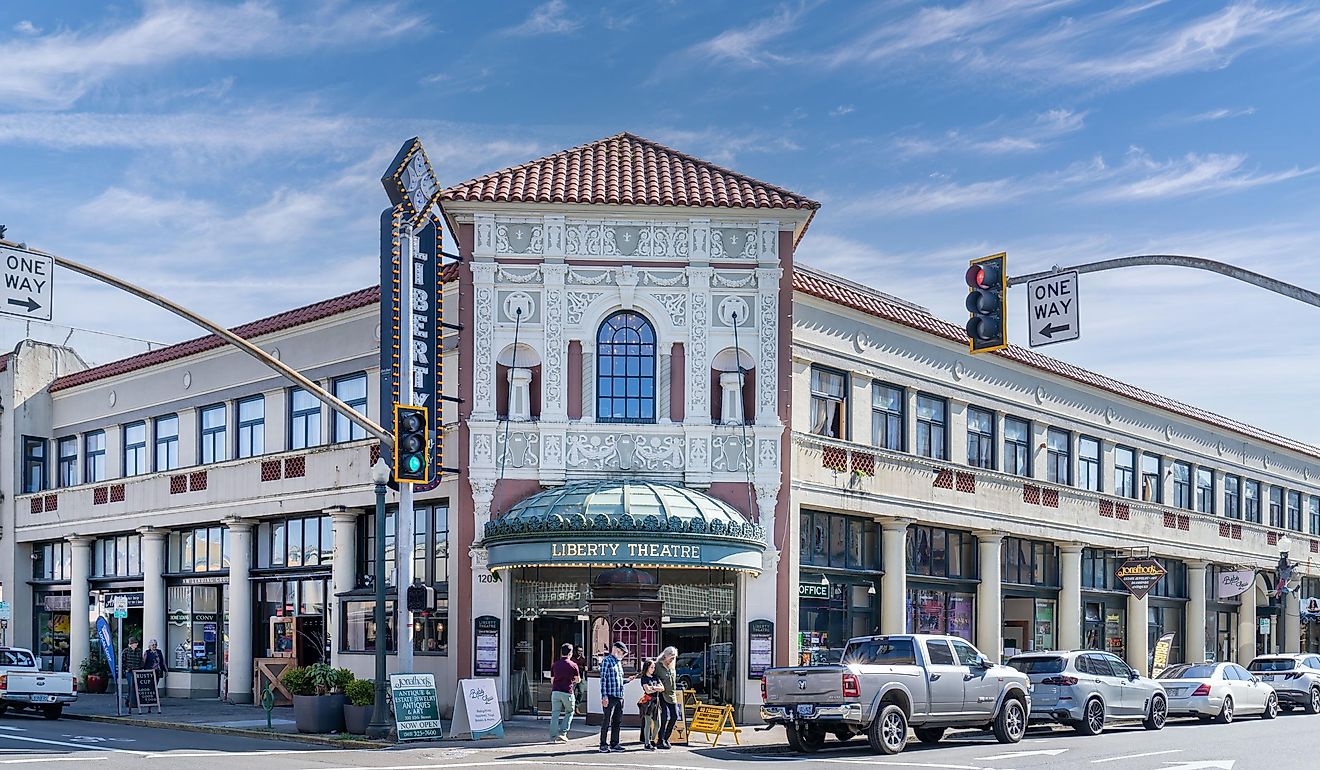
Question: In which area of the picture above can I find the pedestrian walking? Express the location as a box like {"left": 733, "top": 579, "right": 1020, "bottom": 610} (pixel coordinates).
{"left": 638, "top": 658, "right": 662, "bottom": 750}
{"left": 548, "top": 643, "right": 580, "bottom": 743}
{"left": 598, "top": 641, "right": 628, "bottom": 753}
{"left": 143, "top": 640, "right": 166, "bottom": 684}
{"left": 572, "top": 646, "right": 589, "bottom": 714}
{"left": 121, "top": 638, "right": 143, "bottom": 708}
{"left": 655, "top": 646, "right": 679, "bottom": 749}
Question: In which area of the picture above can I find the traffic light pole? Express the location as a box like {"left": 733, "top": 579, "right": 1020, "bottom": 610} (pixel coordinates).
{"left": 1009, "top": 254, "right": 1320, "bottom": 308}
{"left": 396, "top": 222, "right": 416, "bottom": 674}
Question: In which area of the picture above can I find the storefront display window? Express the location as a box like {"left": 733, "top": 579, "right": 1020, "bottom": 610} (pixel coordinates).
{"left": 342, "top": 600, "right": 396, "bottom": 652}
{"left": 34, "top": 593, "right": 71, "bottom": 672}
{"left": 800, "top": 510, "right": 880, "bottom": 570}
{"left": 907, "top": 526, "right": 976, "bottom": 579}
{"left": 906, "top": 588, "right": 974, "bottom": 639}
{"left": 799, "top": 579, "right": 877, "bottom": 663}
{"left": 1084, "top": 601, "right": 1126, "bottom": 658}
{"left": 1149, "top": 604, "right": 1185, "bottom": 666}
{"left": 166, "top": 585, "right": 221, "bottom": 672}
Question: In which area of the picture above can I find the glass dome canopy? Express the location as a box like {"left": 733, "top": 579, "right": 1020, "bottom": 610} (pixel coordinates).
{"left": 481, "top": 481, "right": 766, "bottom": 572}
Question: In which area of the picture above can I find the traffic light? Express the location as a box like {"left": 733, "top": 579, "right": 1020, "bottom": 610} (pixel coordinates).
{"left": 393, "top": 404, "right": 429, "bottom": 483}
{"left": 965, "top": 252, "right": 1008, "bottom": 354}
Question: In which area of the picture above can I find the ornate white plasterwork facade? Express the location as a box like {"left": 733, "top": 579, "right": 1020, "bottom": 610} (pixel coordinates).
{"left": 463, "top": 212, "right": 787, "bottom": 548}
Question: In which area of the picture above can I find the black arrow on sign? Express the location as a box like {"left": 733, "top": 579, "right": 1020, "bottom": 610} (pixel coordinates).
{"left": 7, "top": 297, "right": 40, "bottom": 313}
{"left": 1038, "top": 322, "right": 1071, "bottom": 338}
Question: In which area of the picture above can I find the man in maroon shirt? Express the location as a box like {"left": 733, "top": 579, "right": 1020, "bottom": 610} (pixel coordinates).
{"left": 549, "top": 642, "right": 580, "bottom": 742}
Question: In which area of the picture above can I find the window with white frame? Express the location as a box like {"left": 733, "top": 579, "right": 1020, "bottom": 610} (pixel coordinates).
{"left": 966, "top": 406, "right": 994, "bottom": 469}
{"left": 289, "top": 388, "right": 321, "bottom": 449}
{"left": 915, "top": 394, "right": 947, "bottom": 460}
{"left": 1078, "top": 436, "right": 1101, "bottom": 492}
{"left": 123, "top": 422, "right": 147, "bottom": 476}
{"left": 871, "top": 383, "right": 903, "bottom": 450}
{"left": 1003, "top": 417, "right": 1030, "bottom": 477}
{"left": 809, "top": 367, "right": 846, "bottom": 439}
{"left": 1046, "top": 428, "right": 1071, "bottom": 485}
{"left": 596, "top": 311, "right": 657, "bottom": 424}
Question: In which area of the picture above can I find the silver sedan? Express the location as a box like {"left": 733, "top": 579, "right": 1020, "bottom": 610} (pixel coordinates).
{"left": 1158, "top": 662, "right": 1279, "bottom": 723}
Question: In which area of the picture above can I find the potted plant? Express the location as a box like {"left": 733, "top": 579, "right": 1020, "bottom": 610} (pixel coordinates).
{"left": 343, "top": 678, "right": 375, "bottom": 735}
{"left": 80, "top": 648, "right": 111, "bottom": 694}
{"left": 284, "top": 663, "right": 349, "bottom": 734}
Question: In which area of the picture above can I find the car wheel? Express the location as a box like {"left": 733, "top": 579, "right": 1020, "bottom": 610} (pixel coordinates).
{"left": 1263, "top": 693, "right": 1279, "bottom": 720}
{"left": 1074, "top": 698, "right": 1105, "bottom": 736}
{"left": 1308, "top": 688, "right": 1320, "bottom": 715}
{"left": 867, "top": 703, "right": 908, "bottom": 755}
{"left": 785, "top": 724, "right": 806, "bottom": 753}
{"left": 1143, "top": 695, "right": 1167, "bottom": 730}
{"left": 914, "top": 726, "right": 945, "bottom": 744}
{"left": 993, "top": 698, "right": 1026, "bottom": 744}
{"left": 42, "top": 706, "right": 62, "bottom": 720}
{"left": 1216, "top": 696, "right": 1234, "bottom": 724}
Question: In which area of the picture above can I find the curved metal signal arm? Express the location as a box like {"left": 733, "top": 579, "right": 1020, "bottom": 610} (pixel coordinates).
{"left": 1009, "top": 254, "right": 1320, "bottom": 309}
{"left": 42, "top": 247, "right": 393, "bottom": 447}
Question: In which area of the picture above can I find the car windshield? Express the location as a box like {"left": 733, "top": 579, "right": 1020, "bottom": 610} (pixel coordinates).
{"left": 0, "top": 649, "right": 35, "bottom": 667}
{"left": 1248, "top": 659, "right": 1296, "bottom": 672}
{"left": 1007, "top": 656, "right": 1065, "bottom": 674}
{"left": 1159, "top": 664, "right": 1219, "bottom": 679}
{"left": 843, "top": 638, "right": 916, "bottom": 665}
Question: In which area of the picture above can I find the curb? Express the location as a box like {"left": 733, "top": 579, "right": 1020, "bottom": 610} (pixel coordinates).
{"left": 63, "top": 712, "right": 390, "bottom": 749}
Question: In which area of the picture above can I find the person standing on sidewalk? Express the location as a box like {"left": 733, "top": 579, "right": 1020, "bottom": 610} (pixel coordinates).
{"left": 143, "top": 640, "right": 166, "bottom": 684}
{"left": 548, "top": 643, "right": 579, "bottom": 743}
{"left": 638, "top": 658, "right": 662, "bottom": 750}
{"left": 121, "top": 638, "right": 143, "bottom": 708}
{"left": 598, "top": 641, "right": 628, "bottom": 753}
{"left": 654, "top": 646, "right": 679, "bottom": 749}
{"left": 572, "top": 646, "right": 589, "bottom": 715}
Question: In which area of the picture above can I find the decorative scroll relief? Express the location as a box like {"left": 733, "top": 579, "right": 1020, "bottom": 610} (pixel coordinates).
{"left": 471, "top": 263, "right": 497, "bottom": 416}
{"left": 712, "top": 435, "right": 753, "bottom": 473}
{"left": 496, "top": 222, "right": 544, "bottom": 254}
{"left": 757, "top": 438, "right": 779, "bottom": 470}
{"left": 711, "top": 271, "right": 756, "bottom": 289}
{"left": 543, "top": 281, "right": 566, "bottom": 408}
{"left": 654, "top": 293, "right": 688, "bottom": 327}
{"left": 563, "top": 433, "right": 685, "bottom": 472}
{"left": 542, "top": 433, "right": 564, "bottom": 467}
{"left": 566, "top": 291, "right": 600, "bottom": 326}
{"left": 472, "top": 432, "right": 494, "bottom": 467}
{"left": 563, "top": 221, "right": 692, "bottom": 259}
{"left": 495, "top": 431, "right": 541, "bottom": 469}
{"left": 711, "top": 227, "right": 759, "bottom": 260}
{"left": 688, "top": 269, "right": 713, "bottom": 416}
{"left": 756, "top": 269, "right": 781, "bottom": 418}
{"left": 642, "top": 271, "right": 687, "bottom": 287}
{"left": 567, "top": 268, "right": 613, "bottom": 286}
{"left": 497, "top": 267, "right": 541, "bottom": 284}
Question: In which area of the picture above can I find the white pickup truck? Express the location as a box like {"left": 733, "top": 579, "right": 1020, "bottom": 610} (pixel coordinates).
{"left": 0, "top": 647, "right": 77, "bottom": 719}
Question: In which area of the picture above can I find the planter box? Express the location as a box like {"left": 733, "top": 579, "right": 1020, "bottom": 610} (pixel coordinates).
{"left": 343, "top": 703, "right": 372, "bottom": 735}
{"left": 85, "top": 675, "right": 109, "bottom": 694}
{"left": 293, "top": 694, "right": 346, "bottom": 734}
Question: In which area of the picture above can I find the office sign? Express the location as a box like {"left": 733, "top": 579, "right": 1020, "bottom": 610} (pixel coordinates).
{"left": 799, "top": 582, "right": 830, "bottom": 599}
{"left": 1026, "top": 271, "right": 1079, "bottom": 348}
{"left": 1116, "top": 557, "right": 1166, "bottom": 599}
{"left": 0, "top": 243, "right": 54, "bottom": 321}
{"left": 389, "top": 672, "right": 442, "bottom": 742}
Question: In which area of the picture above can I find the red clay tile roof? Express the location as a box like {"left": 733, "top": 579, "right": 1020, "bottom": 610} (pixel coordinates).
{"left": 443, "top": 132, "right": 820, "bottom": 214}
{"left": 794, "top": 265, "right": 1320, "bottom": 461}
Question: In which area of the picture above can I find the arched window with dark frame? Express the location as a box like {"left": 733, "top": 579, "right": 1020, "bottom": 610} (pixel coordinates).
{"left": 596, "top": 311, "right": 657, "bottom": 423}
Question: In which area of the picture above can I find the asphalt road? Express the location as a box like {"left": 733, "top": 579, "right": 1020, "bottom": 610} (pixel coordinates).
{"left": 0, "top": 710, "right": 1308, "bottom": 770}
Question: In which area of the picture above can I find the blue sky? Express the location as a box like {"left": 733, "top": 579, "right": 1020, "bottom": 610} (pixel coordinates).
{"left": 2, "top": 1, "right": 1319, "bottom": 444}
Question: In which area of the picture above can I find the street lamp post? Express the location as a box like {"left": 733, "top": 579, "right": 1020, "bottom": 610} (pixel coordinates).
{"left": 366, "top": 459, "right": 392, "bottom": 740}
{"left": 1278, "top": 536, "right": 1297, "bottom": 655}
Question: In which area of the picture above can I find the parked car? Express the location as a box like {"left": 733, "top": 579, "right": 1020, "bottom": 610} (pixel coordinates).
{"left": 1246, "top": 654, "right": 1320, "bottom": 714}
{"left": 761, "top": 634, "right": 1031, "bottom": 755}
{"left": 0, "top": 647, "right": 78, "bottom": 719}
{"left": 1158, "top": 662, "right": 1278, "bottom": 723}
{"left": 1007, "top": 650, "right": 1167, "bottom": 735}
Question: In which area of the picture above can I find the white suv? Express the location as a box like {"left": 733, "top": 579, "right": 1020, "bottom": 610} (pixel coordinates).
{"left": 1247, "top": 654, "right": 1320, "bottom": 713}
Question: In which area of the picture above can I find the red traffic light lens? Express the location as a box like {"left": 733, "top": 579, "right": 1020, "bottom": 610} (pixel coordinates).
{"left": 965, "top": 264, "right": 985, "bottom": 288}
{"left": 966, "top": 261, "right": 1002, "bottom": 289}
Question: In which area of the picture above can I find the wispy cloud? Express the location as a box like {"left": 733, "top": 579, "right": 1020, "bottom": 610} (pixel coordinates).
{"left": 891, "top": 107, "right": 1086, "bottom": 157}
{"left": 0, "top": 2, "right": 424, "bottom": 109}
{"left": 1177, "top": 106, "right": 1257, "bottom": 123}
{"left": 1085, "top": 149, "right": 1320, "bottom": 201}
{"left": 503, "top": 0, "right": 581, "bottom": 36}
{"left": 664, "top": 2, "right": 811, "bottom": 71}
{"left": 13, "top": 20, "right": 39, "bottom": 35}
{"left": 829, "top": 104, "right": 855, "bottom": 117}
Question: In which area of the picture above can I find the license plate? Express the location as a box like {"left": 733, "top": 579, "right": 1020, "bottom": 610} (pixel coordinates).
{"left": 1263, "top": 675, "right": 1275, "bottom": 681}
{"left": 797, "top": 704, "right": 816, "bottom": 717}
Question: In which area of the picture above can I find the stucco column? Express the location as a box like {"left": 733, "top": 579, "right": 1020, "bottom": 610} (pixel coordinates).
{"left": 1236, "top": 580, "right": 1259, "bottom": 663}
{"left": 976, "top": 532, "right": 1004, "bottom": 660}
{"left": 67, "top": 536, "right": 93, "bottom": 683}
{"left": 224, "top": 518, "right": 254, "bottom": 703}
{"left": 880, "top": 520, "right": 909, "bottom": 634}
{"left": 329, "top": 508, "right": 359, "bottom": 665}
{"left": 1186, "top": 561, "right": 1208, "bottom": 664}
{"left": 137, "top": 528, "right": 168, "bottom": 668}
{"left": 1058, "top": 544, "right": 1084, "bottom": 651}
{"left": 1126, "top": 591, "right": 1150, "bottom": 674}
{"left": 948, "top": 401, "right": 969, "bottom": 466}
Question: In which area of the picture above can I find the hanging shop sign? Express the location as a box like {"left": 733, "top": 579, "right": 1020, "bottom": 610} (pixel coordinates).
{"left": 1218, "top": 570, "right": 1255, "bottom": 600}
{"left": 474, "top": 615, "right": 501, "bottom": 678}
{"left": 747, "top": 619, "right": 774, "bottom": 680}
{"left": 1116, "top": 557, "right": 1166, "bottom": 599}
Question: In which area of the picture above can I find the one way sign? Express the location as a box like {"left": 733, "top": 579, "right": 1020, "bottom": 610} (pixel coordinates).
{"left": 0, "top": 244, "right": 54, "bottom": 322}
{"left": 1027, "top": 271, "right": 1079, "bottom": 347}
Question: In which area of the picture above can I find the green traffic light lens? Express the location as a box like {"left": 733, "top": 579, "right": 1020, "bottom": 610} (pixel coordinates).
{"left": 407, "top": 456, "right": 423, "bottom": 473}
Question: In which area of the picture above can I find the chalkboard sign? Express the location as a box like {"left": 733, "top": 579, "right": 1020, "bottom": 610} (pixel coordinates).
{"left": 131, "top": 670, "right": 160, "bottom": 711}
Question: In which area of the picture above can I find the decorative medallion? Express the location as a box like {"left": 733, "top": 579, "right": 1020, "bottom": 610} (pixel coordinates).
{"left": 717, "top": 296, "right": 750, "bottom": 327}
{"left": 1034, "top": 385, "right": 1047, "bottom": 404}
{"left": 108, "top": 390, "right": 117, "bottom": 407}
{"left": 951, "top": 361, "right": 967, "bottom": 381}
{"left": 1105, "top": 406, "right": 1117, "bottom": 424}
{"left": 182, "top": 371, "right": 192, "bottom": 390}
{"left": 503, "top": 292, "right": 536, "bottom": 322}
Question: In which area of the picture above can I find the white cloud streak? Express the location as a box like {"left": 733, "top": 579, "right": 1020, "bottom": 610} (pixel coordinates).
{"left": 503, "top": 0, "right": 581, "bottom": 36}
{"left": 0, "top": 1, "right": 424, "bottom": 109}
{"left": 891, "top": 108, "right": 1086, "bottom": 158}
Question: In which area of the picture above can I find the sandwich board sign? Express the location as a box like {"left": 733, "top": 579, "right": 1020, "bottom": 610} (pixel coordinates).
{"left": 450, "top": 678, "right": 504, "bottom": 740}
{"left": 1026, "top": 271, "right": 1079, "bottom": 348}
{"left": 389, "top": 673, "right": 442, "bottom": 741}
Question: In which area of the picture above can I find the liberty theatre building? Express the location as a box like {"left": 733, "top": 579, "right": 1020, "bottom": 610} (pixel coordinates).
{"left": 3, "top": 133, "right": 1319, "bottom": 723}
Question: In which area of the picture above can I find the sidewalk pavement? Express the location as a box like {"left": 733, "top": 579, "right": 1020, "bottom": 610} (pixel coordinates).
{"left": 69, "top": 693, "right": 769, "bottom": 750}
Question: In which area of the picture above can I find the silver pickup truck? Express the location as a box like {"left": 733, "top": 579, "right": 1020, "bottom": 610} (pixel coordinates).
{"left": 761, "top": 634, "right": 1031, "bottom": 755}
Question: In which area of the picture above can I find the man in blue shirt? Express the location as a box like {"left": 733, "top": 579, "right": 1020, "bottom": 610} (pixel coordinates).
{"left": 598, "top": 641, "right": 628, "bottom": 752}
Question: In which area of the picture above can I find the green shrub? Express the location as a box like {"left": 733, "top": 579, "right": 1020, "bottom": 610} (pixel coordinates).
{"left": 281, "top": 666, "right": 316, "bottom": 696}
{"left": 332, "top": 667, "right": 355, "bottom": 693}
{"left": 345, "top": 679, "right": 375, "bottom": 707}
{"left": 80, "top": 648, "right": 111, "bottom": 678}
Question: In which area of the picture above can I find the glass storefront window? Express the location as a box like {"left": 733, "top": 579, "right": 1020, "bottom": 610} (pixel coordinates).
{"left": 1149, "top": 604, "right": 1185, "bottom": 666}
{"left": 907, "top": 526, "right": 976, "bottom": 579}
{"left": 166, "top": 585, "right": 221, "bottom": 672}
{"left": 34, "top": 594, "right": 71, "bottom": 672}
{"left": 342, "top": 600, "right": 396, "bottom": 652}
{"left": 1084, "top": 601, "right": 1126, "bottom": 658}
{"left": 906, "top": 588, "right": 974, "bottom": 640}
{"left": 800, "top": 510, "right": 880, "bottom": 570}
